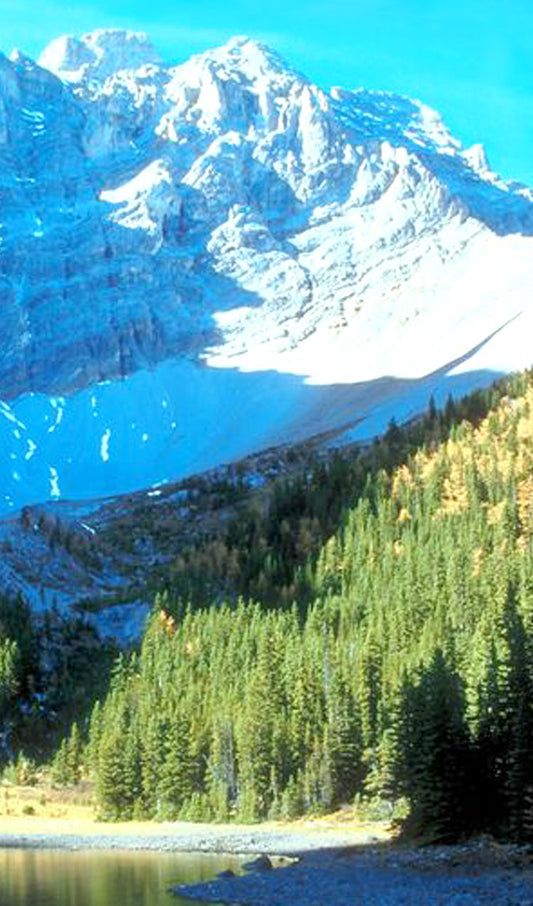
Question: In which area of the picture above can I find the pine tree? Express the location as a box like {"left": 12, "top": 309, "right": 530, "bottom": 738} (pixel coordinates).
{"left": 501, "top": 591, "right": 533, "bottom": 840}
{"left": 157, "top": 712, "right": 194, "bottom": 819}
{"left": 97, "top": 730, "right": 131, "bottom": 819}
{"left": 395, "top": 651, "right": 473, "bottom": 841}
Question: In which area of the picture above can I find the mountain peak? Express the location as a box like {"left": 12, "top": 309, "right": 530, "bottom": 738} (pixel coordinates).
{"left": 1, "top": 25, "right": 533, "bottom": 527}
{"left": 184, "top": 34, "right": 301, "bottom": 83}
{"left": 463, "top": 143, "right": 490, "bottom": 174}
{"left": 9, "top": 48, "right": 34, "bottom": 66}
{"left": 224, "top": 35, "right": 260, "bottom": 50}
{"left": 222, "top": 35, "right": 279, "bottom": 58}
{"left": 38, "top": 28, "right": 162, "bottom": 84}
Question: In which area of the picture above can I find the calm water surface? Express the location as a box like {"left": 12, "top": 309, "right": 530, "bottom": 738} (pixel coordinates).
{"left": 0, "top": 849, "right": 236, "bottom": 906}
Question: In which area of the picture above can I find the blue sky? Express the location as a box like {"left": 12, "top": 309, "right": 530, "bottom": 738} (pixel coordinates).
{"left": 0, "top": 0, "right": 531, "bottom": 186}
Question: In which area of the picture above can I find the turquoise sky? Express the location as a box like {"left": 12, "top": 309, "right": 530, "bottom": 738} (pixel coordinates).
{"left": 0, "top": 0, "right": 531, "bottom": 187}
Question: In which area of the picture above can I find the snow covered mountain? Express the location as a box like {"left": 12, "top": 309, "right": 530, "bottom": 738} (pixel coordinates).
{"left": 1, "top": 28, "right": 533, "bottom": 518}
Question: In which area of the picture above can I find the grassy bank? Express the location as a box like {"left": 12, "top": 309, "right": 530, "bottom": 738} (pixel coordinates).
{"left": 0, "top": 781, "right": 392, "bottom": 844}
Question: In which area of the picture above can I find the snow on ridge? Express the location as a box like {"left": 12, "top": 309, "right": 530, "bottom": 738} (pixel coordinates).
{"left": 463, "top": 143, "right": 490, "bottom": 175}
{"left": 414, "top": 100, "right": 460, "bottom": 152}
{"left": 191, "top": 34, "right": 303, "bottom": 80}
{"left": 330, "top": 86, "right": 461, "bottom": 157}
{"left": 37, "top": 34, "right": 94, "bottom": 83}
{"left": 38, "top": 28, "right": 162, "bottom": 85}
{"left": 9, "top": 49, "right": 33, "bottom": 66}
{"left": 100, "top": 159, "right": 177, "bottom": 233}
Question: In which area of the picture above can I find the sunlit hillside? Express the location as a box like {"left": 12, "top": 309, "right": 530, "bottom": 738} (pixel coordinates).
{"left": 65, "top": 369, "right": 533, "bottom": 841}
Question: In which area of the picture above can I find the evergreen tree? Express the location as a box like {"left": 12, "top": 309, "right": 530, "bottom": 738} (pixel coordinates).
{"left": 395, "top": 651, "right": 473, "bottom": 841}
{"left": 157, "top": 713, "right": 194, "bottom": 819}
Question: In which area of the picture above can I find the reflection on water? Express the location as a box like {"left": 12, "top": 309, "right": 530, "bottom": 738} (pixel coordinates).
{"left": 0, "top": 849, "right": 234, "bottom": 906}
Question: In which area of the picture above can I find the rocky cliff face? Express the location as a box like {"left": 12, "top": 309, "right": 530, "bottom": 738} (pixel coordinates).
{"left": 1, "top": 29, "right": 533, "bottom": 516}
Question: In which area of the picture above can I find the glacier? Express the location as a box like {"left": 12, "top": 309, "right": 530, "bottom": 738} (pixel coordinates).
{"left": 0, "top": 29, "right": 532, "bottom": 517}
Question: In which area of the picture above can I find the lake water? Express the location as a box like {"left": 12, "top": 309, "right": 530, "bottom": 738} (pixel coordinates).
{"left": 0, "top": 849, "right": 236, "bottom": 906}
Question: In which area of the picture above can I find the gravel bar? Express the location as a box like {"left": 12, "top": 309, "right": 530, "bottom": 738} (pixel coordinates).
{"left": 0, "top": 824, "right": 375, "bottom": 853}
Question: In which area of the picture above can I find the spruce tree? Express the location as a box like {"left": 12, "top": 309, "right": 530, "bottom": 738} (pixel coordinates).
{"left": 395, "top": 651, "right": 473, "bottom": 841}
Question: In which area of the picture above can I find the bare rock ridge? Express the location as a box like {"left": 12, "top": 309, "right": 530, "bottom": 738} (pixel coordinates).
{"left": 0, "top": 28, "right": 533, "bottom": 516}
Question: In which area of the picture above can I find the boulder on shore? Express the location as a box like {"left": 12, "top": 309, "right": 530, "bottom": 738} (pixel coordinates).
{"left": 242, "top": 854, "right": 273, "bottom": 871}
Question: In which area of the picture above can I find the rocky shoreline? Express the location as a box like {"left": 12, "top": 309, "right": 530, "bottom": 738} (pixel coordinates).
{"left": 2, "top": 821, "right": 533, "bottom": 905}
{"left": 174, "top": 839, "right": 533, "bottom": 906}
{"left": 0, "top": 821, "right": 380, "bottom": 853}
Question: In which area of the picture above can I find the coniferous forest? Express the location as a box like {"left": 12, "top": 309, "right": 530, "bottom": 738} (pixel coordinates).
{"left": 4, "top": 370, "right": 533, "bottom": 842}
